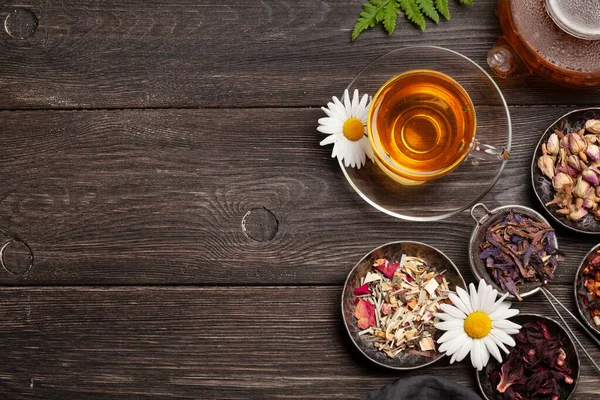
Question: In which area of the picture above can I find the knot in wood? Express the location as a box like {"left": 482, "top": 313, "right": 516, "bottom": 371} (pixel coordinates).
{"left": 242, "top": 208, "right": 278, "bottom": 242}
{"left": 4, "top": 9, "right": 38, "bottom": 39}
{"left": 1, "top": 239, "right": 33, "bottom": 275}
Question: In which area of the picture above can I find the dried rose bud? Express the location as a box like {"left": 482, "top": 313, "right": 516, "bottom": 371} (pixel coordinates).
{"left": 552, "top": 172, "right": 572, "bottom": 190}
{"left": 569, "top": 206, "right": 588, "bottom": 221}
{"left": 574, "top": 176, "right": 592, "bottom": 198}
{"left": 583, "top": 197, "right": 597, "bottom": 210}
{"left": 580, "top": 151, "right": 589, "bottom": 163}
{"left": 586, "top": 145, "right": 600, "bottom": 161}
{"left": 583, "top": 169, "right": 600, "bottom": 186}
{"left": 586, "top": 135, "right": 599, "bottom": 145}
{"left": 546, "top": 133, "right": 559, "bottom": 155}
{"left": 538, "top": 155, "right": 555, "bottom": 179}
{"left": 586, "top": 119, "right": 600, "bottom": 135}
{"left": 560, "top": 136, "right": 570, "bottom": 150}
{"left": 556, "top": 165, "right": 578, "bottom": 177}
{"left": 568, "top": 133, "right": 587, "bottom": 154}
{"left": 567, "top": 154, "right": 585, "bottom": 171}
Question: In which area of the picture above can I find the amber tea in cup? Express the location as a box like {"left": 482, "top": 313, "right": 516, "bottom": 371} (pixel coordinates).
{"left": 368, "top": 70, "right": 476, "bottom": 185}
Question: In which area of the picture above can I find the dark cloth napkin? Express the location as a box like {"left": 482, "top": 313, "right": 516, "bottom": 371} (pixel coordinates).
{"left": 361, "top": 375, "right": 482, "bottom": 400}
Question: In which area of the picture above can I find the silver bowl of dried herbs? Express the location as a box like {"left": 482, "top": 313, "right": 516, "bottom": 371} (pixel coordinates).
{"left": 468, "top": 203, "right": 564, "bottom": 301}
{"left": 575, "top": 243, "right": 600, "bottom": 336}
{"left": 477, "top": 314, "right": 580, "bottom": 400}
{"left": 532, "top": 107, "right": 600, "bottom": 234}
{"left": 341, "top": 241, "right": 467, "bottom": 370}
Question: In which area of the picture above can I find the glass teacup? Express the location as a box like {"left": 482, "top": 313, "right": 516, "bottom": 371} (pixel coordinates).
{"left": 340, "top": 46, "right": 512, "bottom": 220}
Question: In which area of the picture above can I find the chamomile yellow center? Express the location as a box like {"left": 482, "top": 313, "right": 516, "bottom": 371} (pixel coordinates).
{"left": 463, "top": 312, "right": 492, "bottom": 339}
{"left": 343, "top": 118, "right": 364, "bottom": 142}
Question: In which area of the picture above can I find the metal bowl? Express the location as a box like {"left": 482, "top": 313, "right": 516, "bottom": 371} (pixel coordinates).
{"left": 477, "top": 314, "right": 580, "bottom": 400}
{"left": 341, "top": 241, "right": 467, "bottom": 370}
{"left": 531, "top": 107, "right": 600, "bottom": 235}
{"left": 468, "top": 203, "right": 559, "bottom": 300}
{"left": 574, "top": 243, "right": 600, "bottom": 336}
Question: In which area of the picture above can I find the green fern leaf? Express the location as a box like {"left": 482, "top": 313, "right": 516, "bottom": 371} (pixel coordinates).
{"left": 435, "top": 0, "right": 450, "bottom": 20}
{"left": 460, "top": 0, "right": 473, "bottom": 5}
{"left": 416, "top": 0, "right": 439, "bottom": 23}
{"left": 351, "top": 0, "right": 390, "bottom": 40}
{"left": 382, "top": 0, "right": 401, "bottom": 34}
{"left": 399, "top": 0, "right": 426, "bottom": 31}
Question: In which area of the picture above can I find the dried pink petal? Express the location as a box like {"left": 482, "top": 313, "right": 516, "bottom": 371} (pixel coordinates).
{"left": 355, "top": 299, "right": 375, "bottom": 329}
{"left": 375, "top": 260, "right": 399, "bottom": 279}
{"left": 354, "top": 283, "right": 370, "bottom": 296}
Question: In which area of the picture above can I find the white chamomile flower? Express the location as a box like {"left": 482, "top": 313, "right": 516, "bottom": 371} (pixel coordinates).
{"left": 318, "top": 89, "right": 373, "bottom": 169}
{"left": 435, "top": 279, "right": 522, "bottom": 371}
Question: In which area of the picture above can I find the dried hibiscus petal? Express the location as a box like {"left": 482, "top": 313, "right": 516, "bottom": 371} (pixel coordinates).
{"left": 353, "top": 283, "right": 370, "bottom": 296}
{"left": 354, "top": 299, "right": 375, "bottom": 329}
{"left": 492, "top": 322, "right": 574, "bottom": 400}
{"left": 374, "top": 259, "right": 399, "bottom": 279}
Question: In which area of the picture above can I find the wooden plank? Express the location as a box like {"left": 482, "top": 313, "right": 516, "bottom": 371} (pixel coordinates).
{"left": 0, "top": 286, "right": 596, "bottom": 399}
{"left": 0, "top": 0, "right": 600, "bottom": 109}
{"left": 0, "top": 106, "right": 598, "bottom": 285}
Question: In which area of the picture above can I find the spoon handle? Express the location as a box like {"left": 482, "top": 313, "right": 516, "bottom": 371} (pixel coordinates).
{"left": 541, "top": 287, "right": 600, "bottom": 375}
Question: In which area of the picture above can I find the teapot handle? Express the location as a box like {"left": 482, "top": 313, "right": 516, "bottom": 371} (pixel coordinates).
{"left": 487, "top": 37, "right": 532, "bottom": 79}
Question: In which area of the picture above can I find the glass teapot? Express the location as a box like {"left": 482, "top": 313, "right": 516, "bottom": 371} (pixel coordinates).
{"left": 488, "top": 0, "right": 600, "bottom": 87}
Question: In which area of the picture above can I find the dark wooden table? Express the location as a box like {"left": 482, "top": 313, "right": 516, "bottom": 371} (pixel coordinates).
{"left": 1, "top": 1, "right": 599, "bottom": 398}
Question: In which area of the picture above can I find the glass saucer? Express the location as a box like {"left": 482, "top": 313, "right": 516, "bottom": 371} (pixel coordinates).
{"left": 341, "top": 46, "right": 512, "bottom": 221}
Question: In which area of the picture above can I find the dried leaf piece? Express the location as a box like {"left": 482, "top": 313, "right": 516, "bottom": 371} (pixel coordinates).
{"left": 354, "top": 299, "right": 376, "bottom": 329}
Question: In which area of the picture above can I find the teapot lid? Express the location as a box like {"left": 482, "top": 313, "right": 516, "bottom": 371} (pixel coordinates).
{"left": 545, "top": 0, "right": 600, "bottom": 40}
{"left": 509, "top": 0, "right": 600, "bottom": 74}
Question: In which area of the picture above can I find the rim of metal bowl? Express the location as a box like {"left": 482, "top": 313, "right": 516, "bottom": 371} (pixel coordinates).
{"left": 574, "top": 243, "right": 600, "bottom": 336}
{"left": 531, "top": 107, "right": 600, "bottom": 235}
{"left": 476, "top": 313, "right": 581, "bottom": 400}
{"left": 468, "top": 203, "right": 559, "bottom": 300}
{"left": 339, "top": 45, "right": 512, "bottom": 222}
{"left": 340, "top": 240, "right": 467, "bottom": 370}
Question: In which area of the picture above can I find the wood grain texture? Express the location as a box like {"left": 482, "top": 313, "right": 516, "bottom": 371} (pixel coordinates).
{"left": 0, "top": 106, "right": 598, "bottom": 285}
{"left": 0, "top": 286, "right": 597, "bottom": 399}
{"left": 1, "top": 0, "right": 600, "bottom": 109}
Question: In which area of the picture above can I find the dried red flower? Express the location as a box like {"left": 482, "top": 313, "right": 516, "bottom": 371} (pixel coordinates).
{"left": 353, "top": 283, "right": 370, "bottom": 296}
{"left": 374, "top": 259, "right": 399, "bottom": 279}
{"left": 490, "top": 322, "right": 574, "bottom": 400}
{"left": 354, "top": 299, "right": 376, "bottom": 329}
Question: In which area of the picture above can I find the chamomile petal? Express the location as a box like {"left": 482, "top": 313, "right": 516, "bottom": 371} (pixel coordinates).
{"left": 484, "top": 335, "right": 503, "bottom": 363}
{"left": 351, "top": 89, "right": 360, "bottom": 118}
{"left": 435, "top": 319, "right": 464, "bottom": 331}
{"left": 436, "top": 329, "right": 462, "bottom": 345}
{"left": 490, "top": 328, "right": 516, "bottom": 347}
{"left": 492, "top": 319, "right": 522, "bottom": 331}
{"left": 456, "top": 286, "right": 474, "bottom": 314}
{"left": 471, "top": 339, "right": 482, "bottom": 370}
{"left": 343, "top": 90, "right": 352, "bottom": 117}
{"left": 319, "top": 134, "right": 338, "bottom": 146}
{"left": 469, "top": 282, "right": 480, "bottom": 311}
{"left": 449, "top": 292, "right": 471, "bottom": 315}
{"left": 480, "top": 340, "right": 490, "bottom": 367}
{"left": 439, "top": 304, "right": 467, "bottom": 319}
{"left": 454, "top": 336, "right": 473, "bottom": 362}
{"left": 358, "top": 94, "right": 370, "bottom": 121}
